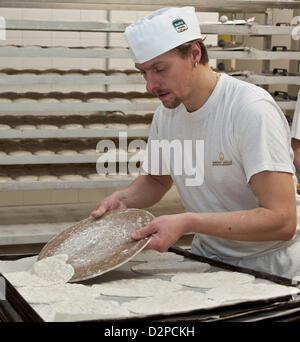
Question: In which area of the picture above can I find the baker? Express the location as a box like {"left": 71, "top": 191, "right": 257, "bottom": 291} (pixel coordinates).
{"left": 92, "top": 7, "right": 300, "bottom": 279}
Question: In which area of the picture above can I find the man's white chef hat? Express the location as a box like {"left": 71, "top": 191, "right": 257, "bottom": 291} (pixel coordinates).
{"left": 124, "top": 7, "right": 203, "bottom": 64}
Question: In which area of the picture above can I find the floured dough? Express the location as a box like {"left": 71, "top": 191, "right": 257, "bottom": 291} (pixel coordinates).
{"left": 106, "top": 123, "right": 127, "bottom": 129}
{"left": 39, "top": 175, "right": 58, "bottom": 181}
{"left": 14, "top": 98, "right": 36, "bottom": 103}
{"left": 15, "top": 175, "right": 38, "bottom": 182}
{"left": 0, "top": 98, "right": 11, "bottom": 103}
{"left": 92, "top": 278, "right": 182, "bottom": 298}
{"left": 123, "top": 290, "right": 217, "bottom": 315}
{"left": 57, "top": 150, "right": 77, "bottom": 155}
{"left": 206, "top": 282, "right": 300, "bottom": 304}
{"left": 36, "top": 124, "right": 58, "bottom": 130}
{"left": 87, "top": 98, "right": 109, "bottom": 103}
{"left": 52, "top": 298, "right": 130, "bottom": 322}
{"left": 171, "top": 271, "right": 255, "bottom": 289}
{"left": 15, "top": 125, "right": 35, "bottom": 130}
{"left": 34, "top": 150, "right": 55, "bottom": 155}
{"left": 8, "top": 150, "right": 32, "bottom": 156}
{"left": 0, "top": 124, "right": 10, "bottom": 129}
{"left": 130, "top": 250, "right": 184, "bottom": 262}
{"left": 32, "top": 303, "right": 56, "bottom": 322}
{"left": 59, "top": 174, "right": 84, "bottom": 181}
{"left": 79, "top": 149, "right": 96, "bottom": 154}
{"left": 31, "top": 254, "right": 74, "bottom": 284}
{"left": 87, "top": 173, "right": 107, "bottom": 180}
{"left": 85, "top": 123, "right": 106, "bottom": 129}
{"left": 109, "top": 98, "right": 131, "bottom": 103}
{"left": 60, "top": 124, "right": 83, "bottom": 129}
{"left": 18, "top": 283, "right": 99, "bottom": 304}
{"left": 131, "top": 260, "right": 211, "bottom": 276}
{"left": 0, "top": 176, "right": 12, "bottom": 182}
{"left": 0, "top": 255, "right": 37, "bottom": 273}
{"left": 4, "top": 271, "right": 56, "bottom": 287}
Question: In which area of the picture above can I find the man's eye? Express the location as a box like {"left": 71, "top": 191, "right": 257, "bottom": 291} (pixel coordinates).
{"left": 154, "top": 68, "right": 164, "bottom": 73}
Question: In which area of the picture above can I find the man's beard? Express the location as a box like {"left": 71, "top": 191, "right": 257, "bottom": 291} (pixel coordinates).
{"left": 162, "top": 97, "right": 182, "bottom": 109}
{"left": 155, "top": 91, "right": 182, "bottom": 109}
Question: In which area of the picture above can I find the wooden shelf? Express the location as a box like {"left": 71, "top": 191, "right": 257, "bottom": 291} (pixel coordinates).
{"left": 0, "top": 46, "right": 299, "bottom": 61}
{"left": 5, "top": 19, "right": 297, "bottom": 36}
{"left": 0, "top": 70, "right": 299, "bottom": 86}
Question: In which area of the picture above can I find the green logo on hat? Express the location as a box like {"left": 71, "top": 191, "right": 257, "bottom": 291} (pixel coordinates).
{"left": 172, "top": 19, "right": 188, "bottom": 33}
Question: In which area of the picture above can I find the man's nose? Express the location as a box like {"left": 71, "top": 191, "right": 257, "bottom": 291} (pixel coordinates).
{"left": 146, "top": 75, "right": 160, "bottom": 94}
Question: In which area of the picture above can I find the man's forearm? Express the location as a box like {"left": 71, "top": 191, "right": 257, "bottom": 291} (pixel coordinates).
{"left": 113, "top": 174, "right": 172, "bottom": 209}
{"left": 183, "top": 207, "right": 296, "bottom": 242}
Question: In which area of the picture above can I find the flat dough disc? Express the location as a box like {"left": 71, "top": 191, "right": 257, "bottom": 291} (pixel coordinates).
{"left": 123, "top": 290, "right": 217, "bottom": 316}
{"left": 171, "top": 271, "right": 255, "bottom": 289}
{"left": 92, "top": 278, "right": 182, "bottom": 298}
{"left": 52, "top": 298, "right": 130, "bottom": 321}
{"left": 15, "top": 125, "right": 35, "bottom": 130}
{"left": 39, "top": 175, "right": 58, "bottom": 181}
{"left": 130, "top": 250, "right": 184, "bottom": 262}
{"left": 60, "top": 124, "right": 83, "bottom": 129}
{"left": 87, "top": 173, "right": 107, "bottom": 180}
{"left": 57, "top": 150, "right": 77, "bottom": 155}
{"left": 4, "top": 271, "right": 57, "bottom": 287}
{"left": 32, "top": 304, "right": 56, "bottom": 322}
{"left": 0, "top": 124, "right": 11, "bottom": 129}
{"left": 87, "top": 98, "right": 109, "bottom": 103}
{"left": 18, "top": 283, "right": 99, "bottom": 304}
{"left": 0, "top": 176, "right": 12, "bottom": 182}
{"left": 106, "top": 123, "right": 127, "bottom": 129}
{"left": 59, "top": 175, "right": 84, "bottom": 181}
{"left": 131, "top": 260, "right": 210, "bottom": 276}
{"left": 15, "top": 175, "right": 38, "bottom": 182}
{"left": 31, "top": 254, "right": 74, "bottom": 284}
{"left": 9, "top": 151, "right": 32, "bottom": 156}
{"left": 207, "top": 283, "right": 300, "bottom": 304}
{"left": 34, "top": 150, "right": 55, "bottom": 155}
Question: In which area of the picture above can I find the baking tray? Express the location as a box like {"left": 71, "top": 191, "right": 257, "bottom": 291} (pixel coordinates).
{"left": 1, "top": 248, "right": 300, "bottom": 322}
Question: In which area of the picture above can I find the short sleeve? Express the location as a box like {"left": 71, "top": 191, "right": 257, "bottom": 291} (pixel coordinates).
{"left": 234, "top": 99, "right": 294, "bottom": 183}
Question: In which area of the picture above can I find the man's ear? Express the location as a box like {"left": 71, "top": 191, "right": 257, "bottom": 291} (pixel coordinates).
{"left": 190, "top": 41, "right": 202, "bottom": 65}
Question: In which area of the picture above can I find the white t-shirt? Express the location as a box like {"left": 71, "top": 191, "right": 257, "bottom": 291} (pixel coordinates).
{"left": 143, "top": 73, "right": 300, "bottom": 260}
{"left": 291, "top": 89, "right": 300, "bottom": 139}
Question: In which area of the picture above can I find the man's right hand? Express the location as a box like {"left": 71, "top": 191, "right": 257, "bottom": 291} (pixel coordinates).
{"left": 91, "top": 193, "right": 127, "bottom": 218}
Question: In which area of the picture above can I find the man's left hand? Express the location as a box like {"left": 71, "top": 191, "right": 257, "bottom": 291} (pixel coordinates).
{"left": 131, "top": 213, "right": 189, "bottom": 252}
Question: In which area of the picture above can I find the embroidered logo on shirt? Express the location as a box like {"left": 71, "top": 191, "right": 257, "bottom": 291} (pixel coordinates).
{"left": 212, "top": 152, "right": 233, "bottom": 166}
{"left": 172, "top": 19, "right": 188, "bottom": 33}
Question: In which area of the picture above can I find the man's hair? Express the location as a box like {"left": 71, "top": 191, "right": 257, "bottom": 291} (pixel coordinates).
{"left": 174, "top": 39, "right": 209, "bottom": 65}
